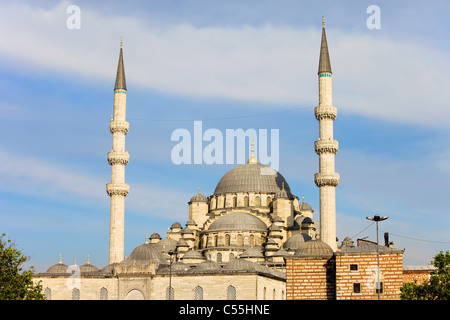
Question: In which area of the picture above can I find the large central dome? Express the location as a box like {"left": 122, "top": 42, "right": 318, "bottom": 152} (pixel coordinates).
{"left": 214, "top": 163, "right": 292, "bottom": 197}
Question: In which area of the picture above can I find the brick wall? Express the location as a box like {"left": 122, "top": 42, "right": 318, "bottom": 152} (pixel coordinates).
{"left": 335, "top": 252, "right": 403, "bottom": 300}
{"left": 286, "top": 256, "right": 335, "bottom": 300}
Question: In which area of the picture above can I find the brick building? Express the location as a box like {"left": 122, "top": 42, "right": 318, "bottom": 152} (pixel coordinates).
{"left": 286, "top": 238, "right": 406, "bottom": 300}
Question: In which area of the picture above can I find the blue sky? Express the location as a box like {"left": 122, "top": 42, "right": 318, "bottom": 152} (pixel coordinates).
{"left": 1, "top": 0, "right": 449, "bottom": 272}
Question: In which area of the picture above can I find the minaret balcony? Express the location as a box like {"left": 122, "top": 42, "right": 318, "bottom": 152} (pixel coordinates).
{"left": 315, "top": 139, "right": 339, "bottom": 154}
{"left": 314, "top": 173, "right": 340, "bottom": 187}
{"left": 314, "top": 106, "right": 337, "bottom": 120}
{"left": 108, "top": 151, "right": 130, "bottom": 165}
{"left": 106, "top": 183, "right": 129, "bottom": 196}
{"left": 109, "top": 120, "right": 129, "bottom": 134}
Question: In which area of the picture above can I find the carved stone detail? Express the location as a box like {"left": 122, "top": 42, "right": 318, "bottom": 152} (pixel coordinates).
{"left": 314, "top": 173, "right": 340, "bottom": 187}
{"left": 315, "top": 139, "right": 339, "bottom": 154}
{"left": 109, "top": 120, "right": 129, "bottom": 134}
{"left": 314, "top": 106, "right": 337, "bottom": 120}
{"left": 108, "top": 151, "right": 130, "bottom": 165}
{"left": 106, "top": 183, "right": 130, "bottom": 196}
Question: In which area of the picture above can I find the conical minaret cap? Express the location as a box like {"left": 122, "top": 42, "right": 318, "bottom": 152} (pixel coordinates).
{"left": 318, "top": 18, "right": 332, "bottom": 75}
{"left": 114, "top": 38, "right": 127, "bottom": 91}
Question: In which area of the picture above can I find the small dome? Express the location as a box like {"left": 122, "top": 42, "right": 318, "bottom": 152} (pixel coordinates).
{"left": 274, "top": 182, "right": 288, "bottom": 199}
{"left": 121, "top": 243, "right": 168, "bottom": 266}
{"left": 46, "top": 262, "right": 68, "bottom": 274}
{"left": 294, "top": 239, "right": 334, "bottom": 257}
{"left": 171, "top": 222, "right": 182, "bottom": 229}
{"left": 156, "top": 238, "right": 178, "bottom": 253}
{"left": 171, "top": 261, "right": 191, "bottom": 272}
{"left": 208, "top": 212, "right": 267, "bottom": 232}
{"left": 195, "top": 260, "right": 221, "bottom": 271}
{"left": 150, "top": 233, "right": 161, "bottom": 240}
{"left": 299, "top": 197, "right": 313, "bottom": 211}
{"left": 190, "top": 193, "right": 207, "bottom": 202}
{"left": 181, "top": 250, "right": 205, "bottom": 261}
{"left": 224, "top": 258, "right": 262, "bottom": 271}
{"left": 177, "top": 239, "right": 189, "bottom": 247}
{"left": 283, "top": 233, "right": 312, "bottom": 250}
{"left": 80, "top": 256, "right": 98, "bottom": 273}
{"left": 240, "top": 248, "right": 264, "bottom": 258}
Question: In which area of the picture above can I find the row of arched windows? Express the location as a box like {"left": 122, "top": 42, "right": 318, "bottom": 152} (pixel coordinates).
{"left": 202, "top": 233, "right": 265, "bottom": 248}
{"left": 166, "top": 285, "right": 236, "bottom": 300}
{"left": 165, "top": 285, "right": 284, "bottom": 300}
{"left": 44, "top": 287, "right": 108, "bottom": 300}
{"left": 211, "top": 196, "right": 272, "bottom": 209}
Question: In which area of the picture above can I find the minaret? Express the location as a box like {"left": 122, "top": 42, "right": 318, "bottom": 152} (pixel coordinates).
{"left": 106, "top": 38, "right": 129, "bottom": 264}
{"left": 314, "top": 18, "right": 339, "bottom": 251}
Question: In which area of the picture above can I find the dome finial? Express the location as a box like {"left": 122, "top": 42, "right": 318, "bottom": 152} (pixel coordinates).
{"left": 247, "top": 137, "right": 259, "bottom": 164}
{"left": 59, "top": 253, "right": 62, "bottom": 264}
{"left": 302, "top": 195, "right": 305, "bottom": 203}
{"left": 198, "top": 186, "right": 201, "bottom": 195}
{"left": 145, "top": 233, "right": 149, "bottom": 244}
{"left": 87, "top": 254, "right": 90, "bottom": 264}
{"left": 282, "top": 181, "right": 285, "bottom": 191}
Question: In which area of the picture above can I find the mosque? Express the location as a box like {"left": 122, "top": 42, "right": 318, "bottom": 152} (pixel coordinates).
{"left": 34, "top": 20, "right": 407, "bottom": 300}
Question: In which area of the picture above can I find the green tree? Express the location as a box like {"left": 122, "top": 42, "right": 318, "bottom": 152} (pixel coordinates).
{"left": 0, "top": 233, "right": 45, "bottom": 300}
{"left": 401, "top": 250, "right": 450, "bottom": 300}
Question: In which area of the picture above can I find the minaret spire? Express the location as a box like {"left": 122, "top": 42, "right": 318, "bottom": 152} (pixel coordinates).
{"left": 106, "top": 39, "right": 130, "bottom": 264}
{"left": 318, "top": 17, "right": 332, "bottom": 75}
{"left": 115, "top": 37, "right": 127, "bottom": 91}
{"left": 314, "top": 19, "right": 339, "bottom": 251}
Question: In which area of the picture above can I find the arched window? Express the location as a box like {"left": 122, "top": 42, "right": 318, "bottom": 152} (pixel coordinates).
{"left": 100, "top": 287, "right": 108, "bottom": 300}
{"left": 249, "top": 235, "right": 255, "bottom": 246}
{"left": 233, "top": 196, "right": 237, "bottom": 207}
{"left": 227, "top": 285, "right": 236, "bottom": 300}
{"left": 237, "top": 234, "right": 244, "bottom": 246}
{"left": 44, "top": 288, "right": 51, "bottom": 300}
{"left": 214, "top": 235, "right": 218, "bottom": 247}
{"left": 244, "top": 196, "right": 249, "bottom": 207}
{"left": 217, "top": 252, "right": 222, "bottom": 263}
{"left": 225, "top": 234, "right": 230, "bottom": 246}
{"left": 72, "top": 288, "right": 80, "bottom": 300}
{"left": 266, "top": 197, "right": 272, "bottom": 207}
{"left": 273, "top": 289, "right": 276, "bottom": 300}
{"left": 255, "top": 196, "right": 261, "bottom": 207}
{"left": 229, "top": 253, "right": 234, "bottom": 260}
{"left": 165, "top": 286, "right": 174, "bottom": 300}
{"left": 194, "top": 286, "right": 203, "bottom": 300}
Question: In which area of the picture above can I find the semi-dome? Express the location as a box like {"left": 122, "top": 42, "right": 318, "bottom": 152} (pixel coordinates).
{"left": 294, "top": 239, "right": 334, "bottom": 257}
{"left": 208, "top": 212, "right": 267, "bottom": 232}
{"left": 121, "top": 243, "right": 168, "bottom": 266}
{"left": 214, "top": 163, "right": 292, "bottom": 197}
{"left": 283, "top": 233, "right": 312, "bottom": 250}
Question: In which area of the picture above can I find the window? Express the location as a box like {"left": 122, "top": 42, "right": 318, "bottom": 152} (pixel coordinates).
{"left": 217, "top": 252, "right": 222, "bottom": 263}
{"left": 194, "top": 286, "right": 203, "bottom": 300}
{"left": 233, "top": 197, "right": 237, "bottom": 207}
{"left": 165, "top": 286, "right": 174, "bottom": 300}
{"left": 249, "top": 235, "right": 255, "bottom": 246}
{"left": 266, "top": 197, "right": 272, "bottom": 207}
{"left": 72, "top": 288, "right": 80, "bottom": 300}
{"left": 353, "top": 283, "right": 361, "bottom": 294}
{"left": 44, "top": 288, "right": 51, "bottom": 300}
{"left": 100, "top": 287, "right": 108, "bottom": 300}
{"left": 227, "top": 285, "right": 236, "bottom": 300}
{"left": 237, "top": 234, "right": 244, "bottom": 246}
{"left": 229, "top": 253, "right": 234, "bottom": 260}
{"left": 255, "top": 196, "right": 261, "bottom": 207}
{"left": 350, "top": 264, "right": 358, "bottom": 271}
{"left": 225, "top": 234, "right": 230, "bottom": 246}
{"left": 244, "top": 196, "right": 249, "bottom": 207}
{"left": 214, "top": 235, "right": 218, "bottom": 247}
{"left": 375, "top": 282, "right": 384, "bottom": 294}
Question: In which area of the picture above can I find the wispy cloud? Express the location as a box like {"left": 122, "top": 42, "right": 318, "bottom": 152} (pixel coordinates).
{"left": 0, "top": 1, "right": 448, "bottom": 128}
